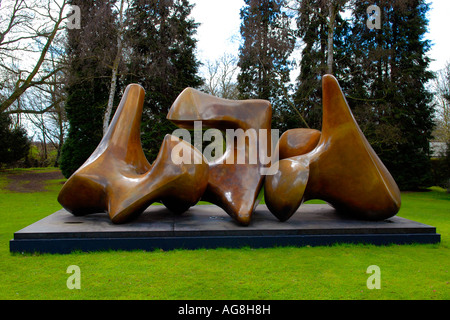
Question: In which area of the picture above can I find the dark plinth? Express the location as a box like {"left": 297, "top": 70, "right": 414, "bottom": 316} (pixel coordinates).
{"left": 10, "top": 204, "right": 440, "bottom": 254}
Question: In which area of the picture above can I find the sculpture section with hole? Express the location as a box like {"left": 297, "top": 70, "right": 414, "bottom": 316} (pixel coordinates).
{"left": 167, "top": 88, "right": 272, "bottom": 225}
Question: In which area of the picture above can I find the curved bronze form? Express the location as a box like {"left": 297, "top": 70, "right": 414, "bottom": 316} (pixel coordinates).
{"left": 58, "top": 84, "right": 209, "bottom": 224}
{"left": 265, "top": 75, "right": 401, "bottom": 222}
{"left": 167, "top": 88, "right": 272, "bottom": 226}
{"left": 278, "top": 128, "right": 321, "bottom": 160}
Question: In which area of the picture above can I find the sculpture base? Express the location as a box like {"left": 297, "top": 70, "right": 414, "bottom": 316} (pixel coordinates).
{"left": 10, "top": 204, "right": 440, "bottom": 254}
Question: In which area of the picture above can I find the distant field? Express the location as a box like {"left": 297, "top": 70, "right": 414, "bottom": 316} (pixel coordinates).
{"left": 0, "top": 168, "right": 448, "bottom": 300}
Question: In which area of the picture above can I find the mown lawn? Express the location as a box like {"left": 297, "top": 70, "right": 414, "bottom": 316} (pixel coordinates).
{"left": 0, "top": 168, "right": 448, "bottom": 300}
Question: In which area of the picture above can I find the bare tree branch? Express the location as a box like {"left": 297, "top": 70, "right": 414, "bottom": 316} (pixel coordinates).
{"left": 0, "top": 0, "right": 69, "bottom": 113}
{"left": 202, "top": 53, "right": 240, "bottom": 100}
{"left": 6, "top": 96, "right": 64, "bottom": 114}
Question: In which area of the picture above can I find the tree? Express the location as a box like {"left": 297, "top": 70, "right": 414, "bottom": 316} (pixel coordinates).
{"left": 0, "top": 0, "right": 70, "bottom": 114}
{"left": 293, "top": 0, "right": 434, "bottom": 189}
{"left": 21, "top": 40, "right": 68, "bottom": 166}
{"left": 201, "top": 53, "right": 240, "bottom": 100}
{"left": 432, "top": 62, "right": 450, "bottom": 144}
{"left": 24, "top": 81, "right": 67, "bottom": 166}
{"left": 237, "top": 0, "right": 296, "bottom": 132}
{"left": 323, "top": 0, "right": 350, "bottom": 74}
{"left": 342, "top": 0, "right": 435, "bottom": 190}
{"left": 292, "top": 0, "right": 350, "bottom": 130}
{"left": 0, "top": 0, "right": 69, "bottom": 166}
{"left": 125, "top": 0, "right": 202, "bottom": 162}
{"left": 103, "top": 0, "right": 127, "bottom": 135}
{"left": 431, "top": 62, "right": 450, "bottom": 190}
{"left": 59, "top": 0, "right": 118, "bottom": 178}
{"left": 0, "top": 111, "right": 30, "bottom": 166}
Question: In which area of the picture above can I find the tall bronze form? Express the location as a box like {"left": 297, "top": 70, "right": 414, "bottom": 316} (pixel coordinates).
{"left": 167, "top": 88, "right": 272, "bottom": 226}
{"left": 264, "top": 75, "right": 401, "bottom": 222}
{"left": 57, "top": 84, "right": 209, "bottom": 224}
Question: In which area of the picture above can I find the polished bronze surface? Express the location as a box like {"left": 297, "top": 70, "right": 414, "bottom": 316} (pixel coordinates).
{"left": 59, "top": 75, "right": 401, "bottom": 227}
{"left": 278, "top": 128, "right": 321, "bottom": 159}
{"left": 58, "top": 84, "right": 209, "bottom": 224}
{"left": 265, "top": 75, "right": 401, "bottom": 222}
{"left": 167, "top": 88, "right": 272, "bottom": 225}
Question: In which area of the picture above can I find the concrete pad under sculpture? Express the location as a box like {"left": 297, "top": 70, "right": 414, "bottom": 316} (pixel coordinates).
{"left": 10, "top": 204, "right": 440, "bottom": 254}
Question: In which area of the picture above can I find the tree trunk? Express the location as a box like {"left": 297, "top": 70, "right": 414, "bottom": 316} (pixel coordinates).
{"left": 41, "top": 114, "right": 48, "bottom": 162}
{"left": 103, "top": 0, "right": 124, "bottom": 135}
{"left": 327, "top": 2, "right": 335, "bottom": 75}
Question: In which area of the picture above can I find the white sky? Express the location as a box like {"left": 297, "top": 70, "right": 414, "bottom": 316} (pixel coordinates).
{"left": 191, "top": 0, "right": 450, "bottom": 74}
{"left": 426, "top": 0, "right": 450, "bottom": 72}
{"left": 191, "top": 0, "right": 244, "bottom": 68}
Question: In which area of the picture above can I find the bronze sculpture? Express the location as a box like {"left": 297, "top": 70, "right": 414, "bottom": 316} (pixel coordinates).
{"left": 264, "top": 75, "right": 401, "bottom": 222}
{"left": 167, "top": 88, "right": 272, "bottom": 225}
{"left": 58, "top": 75, "right": 401, "bottom": 226}
{"left": 277, "top": 128, "right": 321, "bottom": 160}
{"left": 57, "top": 84, "right": 209, "bottom": 224}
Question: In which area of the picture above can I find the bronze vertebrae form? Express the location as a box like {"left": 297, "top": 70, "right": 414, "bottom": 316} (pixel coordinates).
{"left": 58, "top": 75, "right": 401, "bottom": 226}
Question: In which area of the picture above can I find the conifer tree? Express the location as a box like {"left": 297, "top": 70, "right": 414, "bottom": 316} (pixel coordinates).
{"left": 343, "top": 0, "right": 434, "bottom": 190}
{"left": 125, "top": 0, "right": 202, "bottom": 162}
{"left": 60, "top": 0, "right": 118, "bottom": 178}
{"left": 293, "top": 0, "right": 350, "bottom": 130}
{"left": 237, "top": 0, "right": 296, "bottom": 132}
{"left": 294, "top": 0, "right": 434, "bottom": 189}
{"left": 0, "top": 112, "right": 30, "bottom": 166}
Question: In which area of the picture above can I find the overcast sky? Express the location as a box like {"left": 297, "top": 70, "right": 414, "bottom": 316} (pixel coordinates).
{"left": 191, "top": 0, "right": 244, "bottom": 67}
{"left": 191, "top": 0, "right": 450, "bottom": 74}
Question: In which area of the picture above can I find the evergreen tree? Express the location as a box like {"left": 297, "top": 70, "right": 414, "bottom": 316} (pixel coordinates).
{"left": 293, "top": 0, "right": 350, "bottom": 130}
{"left": 0, "top": 112, "right": 30, "bottom": 166}
{"left": 60, "top": 0, "right": 118, "bottom": 178}
{"left": 237, "top": 0, "right": 296, "bottom": 132}
{"left": 343, "top": 0, "right": 434, "bottom": 190}
{"left": 125, "top": 0, "right": 202, "bottom": 162}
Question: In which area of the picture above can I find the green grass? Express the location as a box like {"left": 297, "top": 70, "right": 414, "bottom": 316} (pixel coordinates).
{"left": 0, "top": 168, "right": 448, "bottom": 300}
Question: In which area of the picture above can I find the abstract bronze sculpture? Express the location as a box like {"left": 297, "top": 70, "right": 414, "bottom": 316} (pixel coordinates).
{"left": 277, "top": 128, "right": 321, "bottom": 160}
{"left": 58, "top": 75, "right": 401, "bottom": 226}
{"left": 264, "top": 75, "right": 401, "bottom": 222}
{"left": 167, "top": 88, "right": 272, "bottom": 225}
{"left": 57, "top": 84, "right": 209, "bottom": 224}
